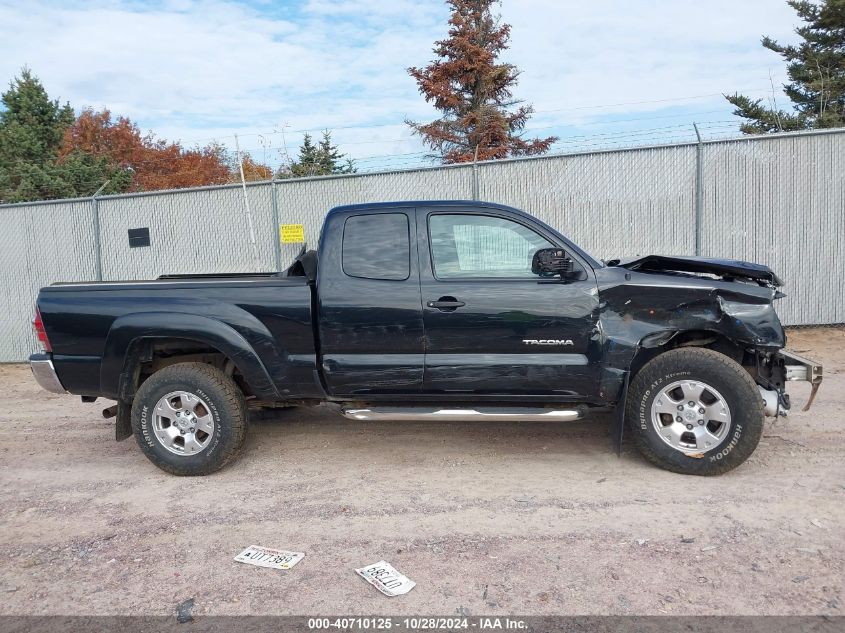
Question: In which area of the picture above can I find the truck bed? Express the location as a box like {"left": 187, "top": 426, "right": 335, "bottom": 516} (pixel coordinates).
{"left": 38, "top": 274, "right": 318, "bottom": 399}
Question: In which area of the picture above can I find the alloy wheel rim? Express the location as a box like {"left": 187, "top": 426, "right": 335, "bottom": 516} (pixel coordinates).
{"left": 152, "top": 390, "right": 214, "bottom": 456}
{"left": 650, "top": 379, "right": 732, "bottom": 454}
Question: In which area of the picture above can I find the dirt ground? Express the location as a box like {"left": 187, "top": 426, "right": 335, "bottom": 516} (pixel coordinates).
{"left": 0, "top": 327, "right": 843, "bottom": 616}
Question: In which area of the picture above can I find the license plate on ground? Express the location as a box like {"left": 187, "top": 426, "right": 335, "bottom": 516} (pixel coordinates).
{"left": 234, "top": 545, "right": 305, "bottom": 570}
{"left": 355, "top": 560, "right": 415, "bottom": 596}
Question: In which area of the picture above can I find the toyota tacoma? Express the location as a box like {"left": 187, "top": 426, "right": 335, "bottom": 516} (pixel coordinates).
{"left": 29, "top": 201, "right": 822, "bottom": 476}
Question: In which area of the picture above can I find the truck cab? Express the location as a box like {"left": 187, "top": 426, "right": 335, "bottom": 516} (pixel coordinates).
{"left": 316, "top": 202, "right": 603, "bottom": 400}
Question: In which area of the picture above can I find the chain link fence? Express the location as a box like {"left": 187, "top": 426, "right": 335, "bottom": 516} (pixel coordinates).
{"left": 1, "top": 128, "right": 843, "bottom": 362}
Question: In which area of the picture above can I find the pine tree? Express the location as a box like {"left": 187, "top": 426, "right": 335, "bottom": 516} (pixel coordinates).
{"left": 407, "top": 0, "right": 557, "bottom": 163}
{"left": 726, "top": 0, "right": 844, "bottom": 133}
{"left": 317, "top": 131, "right": 355, "bottom": 175}
{"left": 55, "top": 151, "right": 133, "bottom": 196}
{"left": 0, "top": 68, "right": 76, "bottom": 202}
{"left": 280, "top": 131, "right": 355, "bottom": 178}
{"left": 289, "top": 133, "right": 320, "bottom": 177}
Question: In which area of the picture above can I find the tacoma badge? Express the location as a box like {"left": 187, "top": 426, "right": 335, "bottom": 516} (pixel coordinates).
{"left": 522, "top": 339, "right": 575, "bottom": 346}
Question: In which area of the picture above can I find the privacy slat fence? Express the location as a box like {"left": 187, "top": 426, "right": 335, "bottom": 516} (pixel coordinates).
{"left": 1, "top": 128, "right": 843, "bottom": 362}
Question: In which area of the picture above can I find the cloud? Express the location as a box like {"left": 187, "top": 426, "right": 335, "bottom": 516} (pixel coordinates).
{"left": 502, "top": 0, "right": 797, "bottom": 113}
{"left": 0, "top": 0, "right": 801, "bottom": 167}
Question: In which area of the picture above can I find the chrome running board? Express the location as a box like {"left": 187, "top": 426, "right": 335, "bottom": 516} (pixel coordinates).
{"left": 341, "top": 406, "right": 584, "bottom": 422}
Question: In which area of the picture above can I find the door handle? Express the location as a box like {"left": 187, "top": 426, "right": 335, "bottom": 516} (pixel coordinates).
{"left": 427, "top": 296, "right": 466, "bottom": 311}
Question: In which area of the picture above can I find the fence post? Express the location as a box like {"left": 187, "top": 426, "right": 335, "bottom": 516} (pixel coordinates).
{"left": 90, "top": 196, "right": 102, "bottom": 281}
{"left": 90, "top": 180, "right": 111, "bottom": 281}
{"left": 471, "top": 145, "right": 480, "bottom": 201}
{"left": 693, "top": 123, "right": 703, "bottom": 256}
{"left": 270, "top": 179, "right": 282, "bottom": 272}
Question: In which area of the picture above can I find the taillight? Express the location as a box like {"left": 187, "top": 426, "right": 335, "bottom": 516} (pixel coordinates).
{"left": 33, "top": 307, "right": 52, "bottom": 352}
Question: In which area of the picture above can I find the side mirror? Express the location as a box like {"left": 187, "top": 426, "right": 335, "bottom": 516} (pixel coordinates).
{"left": 532, "top": 248, "right": 573, "bottom": 278}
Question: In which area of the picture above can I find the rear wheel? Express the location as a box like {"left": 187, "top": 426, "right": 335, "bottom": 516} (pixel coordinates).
{"left": 626, "top": 347, "right": 764, "bottom": 475}
{"left": 131, "top": 362, "right": 248, "bottom": 476}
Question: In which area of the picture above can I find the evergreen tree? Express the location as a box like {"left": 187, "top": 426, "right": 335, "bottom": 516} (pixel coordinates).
{"left": 726, "top": 0, "right": 844, "bottom": 133}
{"left": 280, "top": 131, "right": 355, "bottom": 178}
{"left": 407, "top": 0, "right": 557, "bottom": 163}
{"left": 0, "top": 68, "right": 75, "bottom": 202}
{"left": 317, "top": 131, "right": 355, "bottom": 175}
{"left": 55, "top": 151, "right": 133, "bottom": 196}
{"left": 289, "top": 133, "right": 320, "bottom": 177}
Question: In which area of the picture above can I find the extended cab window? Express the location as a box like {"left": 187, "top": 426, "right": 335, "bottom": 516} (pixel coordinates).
{"left": 429, "top": 213, "right": 554, "bottom": 279}
{"left": 342, "top": 213, "right": 410, "bottom": 281}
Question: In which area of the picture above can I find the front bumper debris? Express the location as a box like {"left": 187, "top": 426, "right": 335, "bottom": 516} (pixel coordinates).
{"left": 779, "top": 349, "right": 823, "bottom": 411}
{"left": 29, "top": 353, "right": 66, "bottom": 394}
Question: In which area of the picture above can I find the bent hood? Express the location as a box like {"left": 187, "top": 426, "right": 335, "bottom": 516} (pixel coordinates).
{"left": 607, "top": 255, "right": 783, "bottom": 287}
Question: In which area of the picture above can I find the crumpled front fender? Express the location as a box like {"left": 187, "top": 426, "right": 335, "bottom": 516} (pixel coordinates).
{"left": 596, "top": 268, "right": 785, "bottom": 402}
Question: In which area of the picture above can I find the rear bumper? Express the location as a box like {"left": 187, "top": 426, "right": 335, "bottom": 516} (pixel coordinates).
{"left": 29, "top": 353, "right": 66, "bottom": 394}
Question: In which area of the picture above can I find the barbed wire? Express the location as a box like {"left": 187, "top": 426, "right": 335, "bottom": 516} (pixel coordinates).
{"left": 0, "top": 120, "right": 754, "bottom": 192}
{"left": 172, "top": 87, "right": 775, "bottom": 146}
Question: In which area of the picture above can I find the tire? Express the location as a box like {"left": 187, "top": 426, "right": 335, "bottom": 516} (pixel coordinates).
{"left": 626, "top": 347, "right": 764, "bottom": 476}
{"left": 131, "top": 362, "right": 248, "bottom": 476}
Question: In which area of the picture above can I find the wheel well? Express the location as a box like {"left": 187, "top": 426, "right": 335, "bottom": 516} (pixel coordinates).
{"left": 120, "top": 337, "right": 251, "bottom": 400}
{"left": 628, "top": 330, "right": 749, "bottom": 380}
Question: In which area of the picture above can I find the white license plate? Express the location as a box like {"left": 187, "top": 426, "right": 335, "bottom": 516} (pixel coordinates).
{"left": 234, "top": 545, "right": 305, "bottom": 570}
{"left": 355, "top": 560, "right": 415, "bottom": 596}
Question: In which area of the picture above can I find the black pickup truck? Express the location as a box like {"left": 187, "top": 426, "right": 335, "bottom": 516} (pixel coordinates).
{"left": 30, "top": 201, "right": 822, "bottom": 476}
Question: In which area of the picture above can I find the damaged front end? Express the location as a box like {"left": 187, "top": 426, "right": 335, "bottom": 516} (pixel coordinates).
{"left": 599, "top": 254, "right": 823, "bottom": 421}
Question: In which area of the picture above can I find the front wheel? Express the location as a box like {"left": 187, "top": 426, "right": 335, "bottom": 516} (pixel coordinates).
{"left": 626, "top": 347, "right": 764, "bottom": 476}
{"left": 131, "top": 362, "right": 248, "bottom": 476}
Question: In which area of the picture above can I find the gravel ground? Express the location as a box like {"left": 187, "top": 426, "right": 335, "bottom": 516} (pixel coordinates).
{"left": 0, "top": 327, "right": 843, "bottom": 616}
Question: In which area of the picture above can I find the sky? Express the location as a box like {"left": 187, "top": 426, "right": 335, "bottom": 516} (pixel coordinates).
{"left": 0, "top": 0, "right": 801, "bottom": 172}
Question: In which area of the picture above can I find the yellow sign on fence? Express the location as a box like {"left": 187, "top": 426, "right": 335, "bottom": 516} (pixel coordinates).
{"left": 280, "top": 224, "right": 305, "bottom": 243}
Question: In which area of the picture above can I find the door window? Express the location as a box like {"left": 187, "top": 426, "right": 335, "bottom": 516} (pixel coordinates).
{"left": 342, "top": 213, "right": 410, "bottom": 281}
{"left": 429, "top": 214, "right": 554, "bottom": 279}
